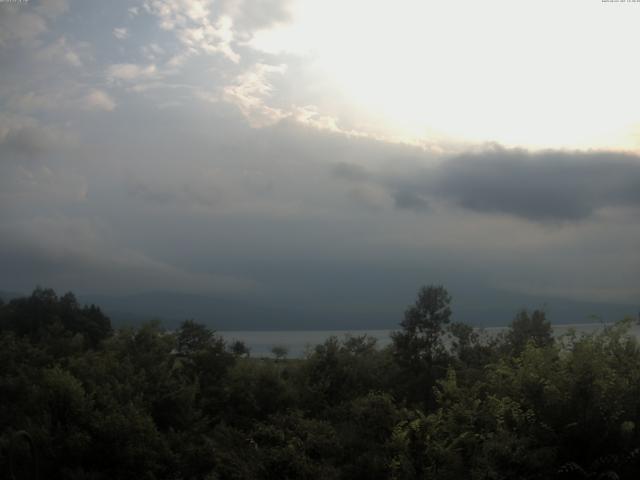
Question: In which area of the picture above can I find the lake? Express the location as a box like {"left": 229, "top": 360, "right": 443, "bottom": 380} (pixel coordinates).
{"left": 220, "top": 322, "right": 640, "bottom": 358}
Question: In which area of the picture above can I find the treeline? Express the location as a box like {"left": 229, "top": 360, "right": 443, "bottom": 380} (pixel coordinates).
{"left": 1, "top": 286, "right": 639, "bottom": 479}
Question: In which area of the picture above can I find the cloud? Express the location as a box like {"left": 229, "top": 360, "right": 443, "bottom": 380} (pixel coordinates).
{"left": 331, "top": 162, "right": 370, "bottom": 182}
{"left": 0, "top": 8, "right": 48, "bottom": 47}
{"left": 0, "top": 216, "right": 256, "bottom": 295}
{"left": 1, "top": 0, "right": 637, "bottom": 313}
{"left": 35, "top": 0, "right": 69, "bottom": 19}
{"left": 222, "top": 63, "right": 288, "bottom": 127}
{"left": 144, "top": 0, "right": 240, "bottom": 62}
{"left": 141, "top": 43, "right": 165, "bottom": 60}
{"left": 0, "top": 0, "right": 68, "bottom": 47}
{"left": 346, "top": 184, "right": 392, "bottom": 211}
{"left": 126, "top": 181, "right": 176, "bottom": 204}
{"left": 113, "top": 27, "right": 129, "bottom": 40}
{"left": 0, "top": 117, "right": 85, "bottom": 208}
{"left": 291, "top": 105, "right": 340, "bottom": 132}
{"left": 83, "top": 89, "right": 116, "bottom": 112}
{"left": 144, "top": 0, "right": 210, "bottom": 28}
{"left": 339, "top": 146, "right": 640, "bottom": 222}
{"left": 430, "top": 147, "right": 640, "bottom": 221}
{"left": 222, "top": 65, "right": 343, "bottom": 133}
{"left": 0, "top": 116, "right": 72, "bottom": 159}
{"left": 1, "top": 124, "right": 53, "bottom": 159}
{"left": 9, "top": 87, "right": 117, "bottom": 114}
{"left": 36, "top": 36, "right": 87, "bottom": 67}
{"left": 177, "top": 15, "right": 239, "bottom": 62}
{"left": 218, "top": 0, "right": 293, "bottom": 34}
{"left": 392, "top": 190, "right": 429, "bottom": 212}
{"left": 107, "top": 63, "right": 159, "bottom": 82}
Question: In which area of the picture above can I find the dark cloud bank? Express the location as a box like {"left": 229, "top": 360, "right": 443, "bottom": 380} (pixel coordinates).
{"left": 347, "top": 147, "right": 640, "bottom": 222}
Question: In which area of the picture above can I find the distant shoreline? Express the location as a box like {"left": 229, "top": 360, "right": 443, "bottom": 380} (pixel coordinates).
{"left": 219, "top": 321, "right": 640, "bottom": 358}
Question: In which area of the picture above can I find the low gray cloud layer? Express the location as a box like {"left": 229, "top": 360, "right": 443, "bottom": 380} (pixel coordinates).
{"left": 339, "top": 147, "right": 640, "bottom": 222}
{"left": 433, "top": 148, "right": 640, "bottom": 221}
{"left": 392, "top": 190, "right": 429, "bottom": 212}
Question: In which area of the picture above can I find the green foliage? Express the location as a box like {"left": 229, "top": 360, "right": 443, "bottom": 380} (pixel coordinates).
{"left": 301, "top": 335, "right": 395, "bottom": 410}
{"left": 251, "top": 411, "right": 340, "bottom": 479}
{"left": 337, "top": 392, "right": 404, "bottom": 479}
{"left": 222, "top": 359, "right": 294, "bottom": 427}
{"left": 1, "top": 286, "right": 640, "bottom": 479}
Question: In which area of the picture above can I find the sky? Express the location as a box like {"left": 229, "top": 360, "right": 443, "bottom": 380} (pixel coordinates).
{"left": 1, "top": 0, "right": 639, "bottom": 327}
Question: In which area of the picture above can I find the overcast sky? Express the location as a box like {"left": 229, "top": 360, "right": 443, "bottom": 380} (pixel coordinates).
{"left": 1, "top": 0, "right": 639, "bottom": 325}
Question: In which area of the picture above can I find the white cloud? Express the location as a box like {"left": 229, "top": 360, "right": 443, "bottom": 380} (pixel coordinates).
{"left": 222, "top": 65, "right": 358, "bottom": 136}
{"left": 165, "top": 53, "right": 188, "bottom": 68}
{"left": 144, "top": 0, "right": 211, "bottom": 29}
{"left": 35, "top": 0, "right": 69, "bottom": 19}
{"left": 144, "top": 0, "right": 240, "bottom": 63}
{"left": 0, "top": 0, "right": 69, "bottom": 47}
{"left": 292, "top": 105, "right": 339, "bottom": 132}
{"left": 178, "top": 15, "right": 239, "bottom": 62}
{"left": 37, "top": 36, "right": 85, "bottom": 67}
{"left": 107, "top": 63, "right": 159, "bottom": 82}
{"left": 222, "top": 63, "right": 288, "bottom": 127}
{"left": 141, "top": 43, "right": 165, "bottom": 60}
{"left": 0, "top": 10, "right": 48, "bottom": 47}
{"left": 9, "top": 87, "right": 118, "bottom": 114}
{"left": 83, "top": 89, "right": 116, "bottom": 112}
{"left": 113, "top": 27, "right": 129, "bottom": 40}
{"left": 217, "top": 0, "right": 293, "bottom": 33}
{"left": 9, "top": 91, "right": 63, "bottom": 112}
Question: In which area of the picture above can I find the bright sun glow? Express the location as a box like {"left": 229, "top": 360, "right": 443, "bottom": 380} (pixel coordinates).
{"left": 251, "top": 0, "right": 640, "bottom": 150}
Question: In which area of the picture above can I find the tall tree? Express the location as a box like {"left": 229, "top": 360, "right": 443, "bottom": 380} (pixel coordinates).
{"left": 391, "top": 285, "right": 452, "bottom": 407}
{"left": 392, "top": 285, "right": 452, "bottom": 368}
{"left": 506, "top": 309, "right": 553, "bottom": 354}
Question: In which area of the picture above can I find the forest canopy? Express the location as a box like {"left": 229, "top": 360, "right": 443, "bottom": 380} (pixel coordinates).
{"left": 1, "top": 286, "right": 639, "bottom": 479}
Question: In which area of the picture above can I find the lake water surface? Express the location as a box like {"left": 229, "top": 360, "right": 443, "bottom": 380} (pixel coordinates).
{"left": 221, "top": 322, "right": 640, "bottom": 358}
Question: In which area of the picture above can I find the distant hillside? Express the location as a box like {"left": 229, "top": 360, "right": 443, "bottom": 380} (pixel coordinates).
{"left": 0, "top": 290, "right": 23, "bottom": 303}
{"left": 79, "top": 292, "right": 317, "bottom": 331}
{"left": 2, "top": 287, "right": 635, "bottom": 331}
{"left": 79, "top": 290, "right": 637, "bottom": 331}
